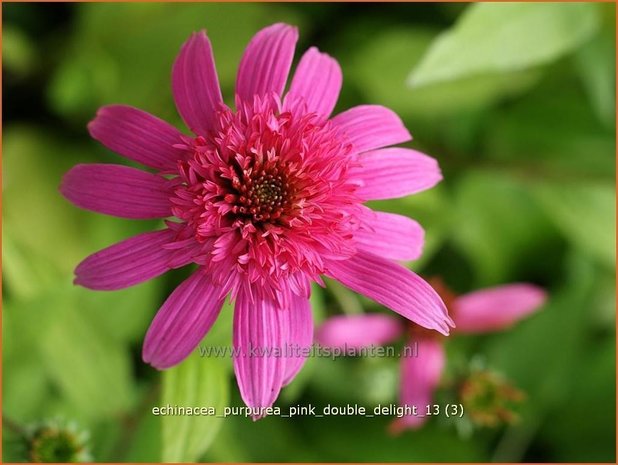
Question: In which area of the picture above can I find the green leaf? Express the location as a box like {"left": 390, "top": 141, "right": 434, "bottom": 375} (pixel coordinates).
{"left": 3, "top": 352, "right": 52, "bottom": 421}
{"left": 2, "top": 127, "right": 92, "bottom": 290}
{"left": 347, "top": 27, "right": 540, "bottom": 119}
{"left": 574, "top": 27, "right": 616, "bottom": 128}
{"left": 37, "top": 289, "right": 136, "bottom": 420}
{"left": 540, "top": 336, "right": 616, "bottom": 462}
{"left": 484, "top": 69, "right": 616, "bottom": 182}
{"left": 409, "top": 3, "right": 600, "bottom": 87}
{"left": 161, "top": 354, "right": 229, "bottom": 462}
{"left": 533, "top": 181, "right": 615, "bottom": 269}
{"left": 2, "top": 26, "right": 36, "bottom": 76}
{"left": 4, "top": 282, "right": 135, "bottom": 421}
{"left": 76, "top": 280, "right": 162, "bottom": 344}
{"left": 5, "top": 283, "right": 137, "bottom": 422}
{"left": 450, "top": 171, "right": 558, "bottom": 285}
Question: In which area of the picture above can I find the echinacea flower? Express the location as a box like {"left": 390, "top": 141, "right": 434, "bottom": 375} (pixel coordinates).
{"left": 60, "top": 23, "right": 451, "bottom": 412}
{"left": 316, "top": 281, "right": 546, "bottom": 431}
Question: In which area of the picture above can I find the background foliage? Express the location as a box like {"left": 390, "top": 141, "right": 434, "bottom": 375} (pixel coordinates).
{"left": 3, "top": 3, "right": 615, "bottom": 462}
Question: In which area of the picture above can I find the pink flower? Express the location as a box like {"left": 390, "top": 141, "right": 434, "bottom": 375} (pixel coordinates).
{"left": 60, "top": 23, "right": 451, "bottom": 412}
{"left": 316, "top": 282, "right": 547, "bottom": 431}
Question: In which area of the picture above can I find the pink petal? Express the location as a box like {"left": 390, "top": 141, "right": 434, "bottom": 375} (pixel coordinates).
{"left": 285, "top": 47, "right": 342, "bottom": 120}
{"left": 60, "top": 164, "right": 172, "bottom": 219}
{"left": 88, "top": 105, "right": 183, "bottom": 171}
{"left": 233, "top": 288, "right": 289, "bottom": 413}
{"left": 75, "top": 229, "right": 192, "bottom": 290}
{"left": 172, "top": 31, "right": 224, "bottom": 136}
{"left": 236, "top": 23, "right": 298, "bottom": 103}
{"left": 355, "top": 210, "right": 425, "bottom": 261}
{"left": 392, "top": 338, "right": 445, "bottom": 432}
{"left": 143, "top": 270, "right": 225, "bottom": 369}
{"left": 326, "top": 250, "right": 454, "bottom": 335}
{"left": 351, "top": 148, "right": 443, "bottom": 200}
{"left": 282, "top": 294, "right": 313, "bottom": 386}
{"left": 331, "top": 105, "right": 411, "bottom": 154}
{"left": 454, "top": 283, "right": 547, "bottom": 334}
{"left": 315, "top": 314, "right": 403, "bottom": 349}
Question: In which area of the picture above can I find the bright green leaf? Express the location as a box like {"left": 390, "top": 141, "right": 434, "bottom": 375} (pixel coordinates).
{"left": 37, "top": 289, "right": 136, "bottom": 420}
{"left": 2, "top": 127, "right": 92, "bottom": 285}
{"left": 348, "top": 27, "right": 540, "bottom": 119}
{"left": 161, "top": 354, "right": 229, "bottom": 462}
{"left": 409, "top": 3, "right": 599, "bottom": 87}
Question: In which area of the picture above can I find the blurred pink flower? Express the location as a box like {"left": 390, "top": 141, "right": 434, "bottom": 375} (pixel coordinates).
{"left": 316, "top": 282, "right": 547, "bottom": 431}
{"left": 60, "top": 23, "right": 451, "bottom": 412}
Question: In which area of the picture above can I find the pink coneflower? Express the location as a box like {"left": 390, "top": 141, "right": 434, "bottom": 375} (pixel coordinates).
{"left": 316, "top": 281, "right": 547, "bottom": 431}
{"left": 60, "top": 23, "right": 451, "bottom": 412}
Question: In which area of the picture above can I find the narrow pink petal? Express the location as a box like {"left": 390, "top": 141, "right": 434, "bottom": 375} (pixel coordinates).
{"left": 355, "top": 210, "right": 425, "bottom": 261}
{"left": 326, "top": 250, "right": 454, "bottom": 335}
{"left": 75, "top": 229, "right": 192, "bottom": 290}
{"left": 236, "top": 23, "right": 298, "bottom": 103}
{"left": 60, "top": 164, "right": 172, "bottom": 219}
{"left": 172, "top": 31, "right": 224, "bottom": 136}
{"left": 233, "top": 288, "right": 289, "bottom": 413}
{"left": 143, "top": 270, "right": 225, "bottom": 369}
{"left": 392, "top": 338, "right": 445, "bottom": 432}
{"left": 315, "top": 314, "right": 403, "bottom": 349}
{"left": 285, "top": 47, "right": 342, "bottom": 120}
{"left": 282, "top": 294, "right": 313, "bottom": 386}
{"left": 351, "top": 148, "right": 442, "bottom": 200}
{"left": 331, "top": 105, "right": 411, "bottom": 154}
{"left": 454, "top": 284, "right": 547, "bottom": 334}
{"left": 88, "top": 105, "right": 183, "bottom": 171}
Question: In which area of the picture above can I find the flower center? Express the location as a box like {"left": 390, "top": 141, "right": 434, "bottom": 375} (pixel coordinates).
{"left": 229, "top": 163, "right": 293, "bottom": 223}
{"left": 168, "top": 99, "right": 361, "bottom": 295}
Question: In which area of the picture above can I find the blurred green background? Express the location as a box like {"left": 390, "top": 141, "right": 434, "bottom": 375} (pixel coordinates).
{"left": 2, "top": 2, "right": 616, "bottom": 462}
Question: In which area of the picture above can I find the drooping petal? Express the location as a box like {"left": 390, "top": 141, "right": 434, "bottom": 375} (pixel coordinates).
{"left": 143, "top": 270, "right": 225, "bottom": 369}
{"left": 88, "top": 105, "right": 183, "bottom": 171}
{"left": 233, "top": 287, "right": 289, "bottom": 412}
{"left": 355, "top": 210, "right": 425, "bottom": 261}
{"left": 60, "top": 164, "right": 172, "bottom": 219}
{"left": 326, "top": 250, "right": 454, "bottom": 335}
{"left": 391, "top": 338, "right": 445, "bottom": 432}
{"left": 331, "top": 105, "right": 411, "bottom": 154}
{"left": 236, "top": 23, "right": 298, "bottom": 103}
{"left": 285, "top": 47, "right": 342, "bottom": 120}
{"left": 75, "top": 229, "right": 192, "bottom": 290}
{"left": 282, "top": 294, "right": 313, "bottom": 386}
{"left": 315, "top": 314, "right": 403, "bottom": 349}
{"left": 351, "top": 148, "right": 442, "bottom": 200}
{"left": 172, "top": 31, "right": 224, "bottom": 136}
{"left": 454, "top": 284, "right": 547, "bottom": 334}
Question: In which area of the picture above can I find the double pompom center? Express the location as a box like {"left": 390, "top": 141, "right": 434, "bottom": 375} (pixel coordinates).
{"left": 225, "top": 160, "right": 298, "bottom": 225}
